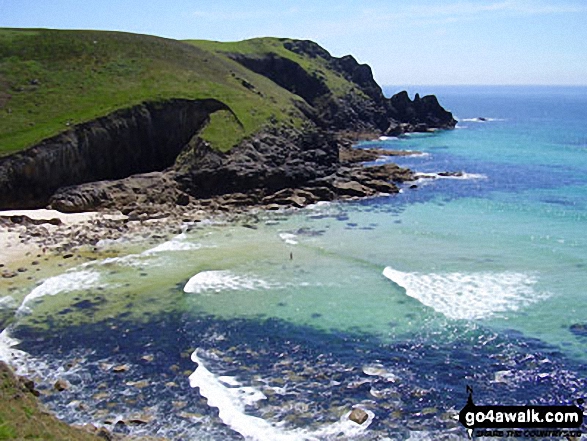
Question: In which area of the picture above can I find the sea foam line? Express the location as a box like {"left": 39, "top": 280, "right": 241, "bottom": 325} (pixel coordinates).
{"left": 279, "top": 233, "right": 298, "bottom": 245}
{"left": 183, "top": 270, "right": 274, "bottom": 294}
{"left": 16, "top": 269, "right": 102, "bottom": 316}
{"left": 383, "top": 267, "right": 547, "bottom": 320}
{"left": 414, "top": 172, "right": 487, "bottom": 181}
{"left": 189, "top": 350, "right": 373, "bottom": 441}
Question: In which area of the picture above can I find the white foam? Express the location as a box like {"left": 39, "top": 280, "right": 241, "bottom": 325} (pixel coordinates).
{"left": 190, "top": 351, "right": 301, "bottom": 441}
{"left": 96, "top": 253, "right": 143, "bottom": 268}
{"left": 16, "top": 270, "right": 102, "bottom": 315}
{"left": 362, "top": 363, "right": 399, "bottom": 382}
{"left": 190, "top": 350, "right": 374, "bottom": 441}
{"left": 0, "top": 329, "right": 28, "bottom": 367}
{"left": 414, "top": 172, "right": 487, "bottom": 181}
{"left": 383, "top": 267, "right": 547, "bottom": 320}
{"left": 378, "top": 136, "right": 399, "bottom": 141}
{"left": 183, "top": 271, "right": 273, "bottom": 294}
{"left": 279, "top": 233, "right": 298, "bottom": 245}
{"left": 143, "top": 239, "right": 202, "bottom": 254}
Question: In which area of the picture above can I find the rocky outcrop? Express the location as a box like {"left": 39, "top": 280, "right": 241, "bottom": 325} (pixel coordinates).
{"left": 229, "top": 53, "right": 330, "bottom": 105}
{"left": 228, "top": 46, "right": 450, "bottom": 135}
{"left": 175, "top": 125, "right": 339, "bottom": 198}
{"left": 386, "top": 92, "right": 455, "bottom": 134}
{"left": 49, "top": 171, "right": 189, "bottom": 213}
{"left": 0, "top": 39, "right": 456, "bottom": 212}
{"left": 173, "top": 125, "right": 413, "bottom": 211}
{"left": 0, "top": 99, "right": 232, "bottom": 209}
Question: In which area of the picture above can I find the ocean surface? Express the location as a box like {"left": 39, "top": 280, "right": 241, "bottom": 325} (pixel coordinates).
{"left": 1, "top": 85, "right": 587, "bottom": 440}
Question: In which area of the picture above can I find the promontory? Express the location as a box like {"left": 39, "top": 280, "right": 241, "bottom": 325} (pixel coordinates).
{"left": 0, "top": 28, "right": 456, "bottom": 214}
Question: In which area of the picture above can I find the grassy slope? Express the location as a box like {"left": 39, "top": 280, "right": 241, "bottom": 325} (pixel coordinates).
{"left": 186, "top": 37, "right": 359, "bottom": 97}
{"left": 0, "top": 29, "right": 309, "bottom": 155}
{"left": 0, "top": 362, "right": 100, "bottom": 440}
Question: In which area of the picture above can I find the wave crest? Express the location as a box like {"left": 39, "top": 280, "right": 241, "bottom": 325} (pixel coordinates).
{"left": 383, "top": 267, "right": 547, "bottom": 320}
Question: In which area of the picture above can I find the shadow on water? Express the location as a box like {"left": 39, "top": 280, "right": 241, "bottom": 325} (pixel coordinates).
{"left": 10, "top": 310, "right": 587, "bottom": 439}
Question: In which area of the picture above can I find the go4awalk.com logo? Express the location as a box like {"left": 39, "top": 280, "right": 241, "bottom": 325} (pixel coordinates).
{"left": 459, "top": 386, "right": 584, "bottom": 438}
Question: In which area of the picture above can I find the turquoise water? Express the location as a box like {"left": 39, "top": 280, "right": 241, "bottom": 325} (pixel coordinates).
{"left": 1, "top": 86, "right": 587, "bottom": 440}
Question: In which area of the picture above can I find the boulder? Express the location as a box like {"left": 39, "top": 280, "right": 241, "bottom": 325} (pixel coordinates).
{"left": 364, "top": 179, "right": 398, "bottom": 193}
{"left": 332, "top": 180, "right": 371, "bottom": 197}
{"left": 349, "top": 408, "right": 369, "bottom": 425}
{"left": 54, "top": 379, "right": 70, "bottom": 391}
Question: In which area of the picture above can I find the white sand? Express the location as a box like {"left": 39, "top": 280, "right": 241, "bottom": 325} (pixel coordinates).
{"left": 0, "top": 209, "right": 112, "bottom": 265}
{"left": 0, "top": 209, "right": 98, "bottom": 225}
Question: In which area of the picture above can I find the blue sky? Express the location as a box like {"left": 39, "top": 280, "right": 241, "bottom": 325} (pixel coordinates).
{"left": 1, "top": 0, "right": 586, "bottom": 85}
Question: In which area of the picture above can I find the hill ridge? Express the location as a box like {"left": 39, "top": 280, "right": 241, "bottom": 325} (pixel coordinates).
{"left": 0, "top": 28, "right": 456, "bottom": 211}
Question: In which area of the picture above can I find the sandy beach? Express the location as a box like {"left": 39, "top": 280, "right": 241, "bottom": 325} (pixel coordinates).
{"left": 0, "top": 210, "right": 98, "bottom": 264}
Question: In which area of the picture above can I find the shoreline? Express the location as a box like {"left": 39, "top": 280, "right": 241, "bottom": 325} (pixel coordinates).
{"left": 0, "top": 144, "right": 462, "bottom": 440}
{"left": 0, "top": 143, "right": 427, "bottom": 282}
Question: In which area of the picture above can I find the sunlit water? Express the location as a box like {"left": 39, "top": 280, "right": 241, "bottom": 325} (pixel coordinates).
{"left": 1, "top": 86, "right": 587, "bottom": 440}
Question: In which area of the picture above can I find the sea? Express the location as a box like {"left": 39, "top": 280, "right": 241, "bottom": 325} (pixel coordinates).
{"left": 1, "top": 85, "right": 586, "bottom": 440}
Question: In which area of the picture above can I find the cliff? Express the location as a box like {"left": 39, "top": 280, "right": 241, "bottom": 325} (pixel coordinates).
{"left": 0, "top": 30, "right": 456, "bottom": 211}
{"left": 0, "top": 99, "right": 230, "bottom": 209}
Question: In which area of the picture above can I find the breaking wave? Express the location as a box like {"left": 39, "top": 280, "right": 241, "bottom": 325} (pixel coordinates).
{"left": 383, "top": 267, "right": 547, "bottom": 320}
{"left": 184, "top": 271, "right": 274, "bottom": 294}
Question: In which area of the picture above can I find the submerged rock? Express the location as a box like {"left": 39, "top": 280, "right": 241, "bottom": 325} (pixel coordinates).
{"left": 570, "top": 323, "right": 587, "bottom": 337}
{"left": 111, "top": 364, "right": 130, "bottom": 374}
{"left": 53, "top": 379, "right": 70, "bottom": 392}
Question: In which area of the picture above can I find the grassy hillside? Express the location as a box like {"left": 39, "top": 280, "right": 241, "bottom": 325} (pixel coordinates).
{"left": 187, "top": 37, "right": 361, "bottom": 98}
{"left": 0, "top": 29, "right": 313, "bottom": 155}
{"left": 0, "top": 362, "right": 101, "bottom": 440}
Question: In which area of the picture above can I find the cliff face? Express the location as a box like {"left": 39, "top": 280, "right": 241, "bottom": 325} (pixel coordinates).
{"left": 233, "top": 39, "right": 456, "bottom": 134}
{"left": 0, "top": 99, "right": 230, "bottom": 209}
{"left": 0, "top": 36, "right": 457, "bottom": 211}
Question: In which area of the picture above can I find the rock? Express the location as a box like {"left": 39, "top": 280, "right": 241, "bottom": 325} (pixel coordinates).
{"left": 126, "top": 413, "right": 153, "bottom": 425}
{"left": 141, "top": 354, "right": 155, "bottom": 362}
{"left": 17, "top": 267, "right": 27, "bottom": 273}
{"left": 570, "top": 323, "right": 587, "bottom": 337}
{"left": 112, "top": 364, "right": 130, "bottom": 373}
{"left": 92, "top": 392, "right": 110, "bottom": 400}
{"left": 2, "top": 271, "right": 17, "bottom": 278}
{"left": 54, "top": 379, "right": 70, "bottom": 391}
{"left": 349, "top": 408, "right": 369, "bottom": 425}
{"left": 0, "top": 40, "right": 456, "bottom": 213}
{"left": 1, "top": 99, "right": 231, "bottom": 210}
{"left": 438, "top": 171, "right": 463, "bottom": 177}
{"left": 126, "top": 380, "right": 149, "bottom": 389}
{"left": 19, "top": 377, "right": 40, "bottom": 396}
{"left": 96, "top": 428, "right": 114, "bottom": 441}
{"left": 332, "top": 180, "right": 370, "bottom": 197}
{"left": 363, "top": 179, "right": 397, "bottom": 193}
{"left": 176, "top": 192, "right": 190, "bottom": 206}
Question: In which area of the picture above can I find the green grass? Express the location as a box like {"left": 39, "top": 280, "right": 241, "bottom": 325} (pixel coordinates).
{"left": 187, "top": 37, "right": 361, "bottom": 98}
{"left": 0, "top": 29, "right": 310, "bottom": 155}
{"left": 0, "top": 29, "right": 367, "bottom": 156}
{"left": 0, "top": 362, "right": 102, "bottom": 440}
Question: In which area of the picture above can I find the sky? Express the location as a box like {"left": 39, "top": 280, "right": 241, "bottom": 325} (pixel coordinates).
{"left": 1, "top": 0, "right": 586, "bottom": 85}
